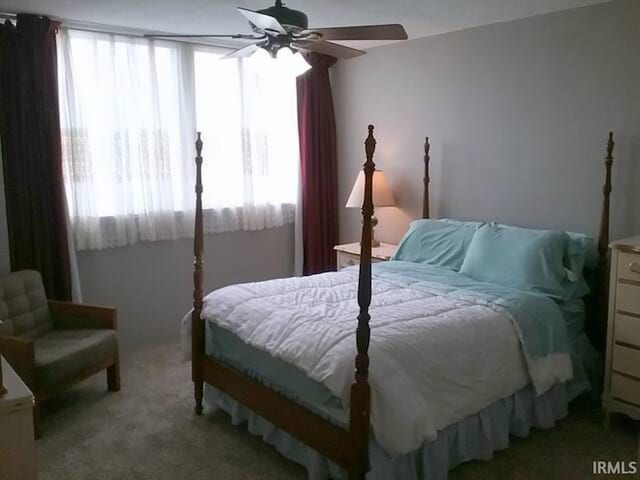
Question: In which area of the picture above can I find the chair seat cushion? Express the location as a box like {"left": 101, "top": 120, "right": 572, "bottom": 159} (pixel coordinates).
{"left": 34, "top": 329, "right": 117, "bottom": 387}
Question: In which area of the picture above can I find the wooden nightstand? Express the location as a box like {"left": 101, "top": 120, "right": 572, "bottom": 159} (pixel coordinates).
{"left": 604, "top": 235, "right": 640, "bottom": 422}
{"left": 334, "top": 242, "right": 397, "bottom": 271}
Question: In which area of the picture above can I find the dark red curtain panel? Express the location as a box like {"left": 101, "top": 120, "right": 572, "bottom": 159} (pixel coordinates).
{"left": 0, "top": 15, "right": 71, "bottom": 300}
{"left": 297, "top": 53, "right": 338, "bottom": 275}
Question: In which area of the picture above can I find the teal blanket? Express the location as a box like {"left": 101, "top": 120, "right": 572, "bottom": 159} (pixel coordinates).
{"left": 373, "top": 261, "right": 572, "bottom": 392}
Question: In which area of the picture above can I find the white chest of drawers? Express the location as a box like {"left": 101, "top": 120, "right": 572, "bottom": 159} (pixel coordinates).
{"left": 604, "top": 236, "right": 640, "bottom": 422}
{"left": 0, "top": 356, "right": 37, "bottom": 480}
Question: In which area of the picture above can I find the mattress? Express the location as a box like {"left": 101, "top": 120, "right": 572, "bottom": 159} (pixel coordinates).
{"left": 187, "top": 260, "right": 574, "bottom": 456}
{"left": 206, "top": 296, "right": 592, "bottom": 429}
{"left": 207, "top": 322, "right": 347, "bottom": 426}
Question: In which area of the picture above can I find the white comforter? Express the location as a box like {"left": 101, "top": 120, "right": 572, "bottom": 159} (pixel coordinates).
{"left": 182, "top": 266, "right": 558, "bottom": 457}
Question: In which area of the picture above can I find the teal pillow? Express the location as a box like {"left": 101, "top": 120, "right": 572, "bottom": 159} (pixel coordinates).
{"left": 392, "top": 219, "right": 482, "bottom": 270}
{"left": 460, "top": 224, "right": 573, "bottom": 299}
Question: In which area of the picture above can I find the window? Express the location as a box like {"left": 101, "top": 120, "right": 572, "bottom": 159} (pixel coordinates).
{"left": 58, "top": 28, "right": 299, "bottom": 250}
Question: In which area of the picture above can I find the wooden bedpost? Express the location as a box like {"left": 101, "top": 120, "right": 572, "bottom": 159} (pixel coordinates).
{"left": 192, "top": 132, "right": 205, "bottom": 415}
{"left": 422, "top": 136, "right": 430, "bottom": 219}
{"left": 349, "top": 125, "right": 375, "bottom": 480}
{"left": 594, "top": 132, "right": 615, "bottom": 352}
{"left": 598, "top": 132, "right": 615, "bottom": 268}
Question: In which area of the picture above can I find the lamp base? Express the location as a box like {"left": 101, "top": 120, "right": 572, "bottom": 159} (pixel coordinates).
{"left": 360, "top": 216, "right": 381, "bottom": 248}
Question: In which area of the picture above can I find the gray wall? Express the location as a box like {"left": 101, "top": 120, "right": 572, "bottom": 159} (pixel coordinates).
{"left": 333, "top": 0, "right": 640, "bottom": 245}
{"left": 77, "top": 225, "right": 294, "bottom": 348}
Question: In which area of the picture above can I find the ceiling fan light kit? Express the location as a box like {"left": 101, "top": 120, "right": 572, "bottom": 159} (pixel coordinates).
{"left": 275, "top": 47, "right": 312, "bottom": 76}
{"left": 146, "top": 0, "right": 408, "bottom": 64}
{"left": 249, "top": 46, "right": 311, "bottom": 76}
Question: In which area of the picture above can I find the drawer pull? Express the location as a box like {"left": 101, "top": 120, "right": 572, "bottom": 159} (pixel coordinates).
{"left": 630, "top": 262, "right": 640, "bottom": 274}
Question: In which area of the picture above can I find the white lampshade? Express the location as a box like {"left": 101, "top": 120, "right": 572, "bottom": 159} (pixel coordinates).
{"left": 346, "top": 170, "right": 396, "bottom": 208}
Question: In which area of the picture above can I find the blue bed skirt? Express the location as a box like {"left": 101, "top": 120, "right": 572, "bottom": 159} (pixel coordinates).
{"left": 204, "top": 334, "right": 599, "bottom": 480}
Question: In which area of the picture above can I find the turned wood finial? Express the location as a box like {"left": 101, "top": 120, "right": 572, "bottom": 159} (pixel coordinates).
{"left": 364, "top": 125, "right": 376, "bottom": 161}
{"left": 195, "top": 132, "right": 203, "bottom": 196}
{"left": 606, "top": 131, "right": 615, "bottom": 160}
{"left": 422, "top": 136, "right": 431, "bottom": 219}
{"left": 196, "top": 131, "right": 203, "bottom": 154}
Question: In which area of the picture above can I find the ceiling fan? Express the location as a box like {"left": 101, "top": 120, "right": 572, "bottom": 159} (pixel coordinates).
{"left": 145, "top": 0, "right": 408, "bottom": 60}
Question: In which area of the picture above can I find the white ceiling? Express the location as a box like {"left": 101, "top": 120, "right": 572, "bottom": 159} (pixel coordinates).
{"left": 0, "top": 0, "right": 612, "bottom": 49}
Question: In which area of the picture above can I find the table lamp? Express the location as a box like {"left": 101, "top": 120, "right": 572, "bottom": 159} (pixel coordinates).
{"left": 346, "top": 169, "right": 396, "bottom": 247}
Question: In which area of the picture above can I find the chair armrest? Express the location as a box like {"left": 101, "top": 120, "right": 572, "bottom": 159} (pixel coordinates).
{"left": 0, "top": 335, "right": 35, "bottom": 388}
{"left": 48, "top": 300, "right": 118, "bottom": 330}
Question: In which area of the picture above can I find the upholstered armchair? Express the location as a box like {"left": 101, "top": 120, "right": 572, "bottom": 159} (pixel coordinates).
{"left": 0, "top": 270, "right": 120, "bottom": 435}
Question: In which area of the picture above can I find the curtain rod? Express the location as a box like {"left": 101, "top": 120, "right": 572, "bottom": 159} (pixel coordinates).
{"left": 0, "top": 12, "right": 237, "bottom": 50}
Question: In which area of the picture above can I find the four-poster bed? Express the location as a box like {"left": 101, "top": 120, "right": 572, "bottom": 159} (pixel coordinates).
{"left": 188, "top": 128, "right": 615, "bottom": 479}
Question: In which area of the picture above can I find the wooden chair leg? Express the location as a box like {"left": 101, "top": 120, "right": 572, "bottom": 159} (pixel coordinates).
{"left": 33, "top": 401, "right": 41, "bottom": 439}
{"left": 107, "top": 360, "right": 120, "bottom": 392}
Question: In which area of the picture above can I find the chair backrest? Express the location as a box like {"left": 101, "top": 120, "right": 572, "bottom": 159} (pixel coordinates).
{"left": 0, "top": 270, "right": 52, "bottom": 338}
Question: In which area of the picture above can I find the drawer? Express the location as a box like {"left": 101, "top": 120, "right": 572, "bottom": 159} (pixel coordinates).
{"left": 618, "top": 251, "right": 640, "bottom": 283}
{"left": 337, "top": 252, "right": 360, "bottom": 269}
{"left": 612, "top": 344, "right": 640, "bottom": 378}
{"left": 616, "top": 282, "right": 640, "bottom": 315}
{"left": 611, "top": 373, "right": 640, "bottom": 406}
{"left": 615, "top": 313, "right": 640, "bottom": 347}
{"left": 337, "top": 252, "right": 384, "bottom": 270}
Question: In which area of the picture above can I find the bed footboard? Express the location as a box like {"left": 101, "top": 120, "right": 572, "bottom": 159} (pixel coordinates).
{"left": 202, "top": 355, "right": 352, "bottom": 467}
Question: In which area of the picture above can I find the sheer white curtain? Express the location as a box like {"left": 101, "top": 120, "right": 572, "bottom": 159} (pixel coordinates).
{"left": 58, "top": 28, "right": 299, "bottom": 250}
{"left": 193, "top": 48, "right": 299, "bottom": 234}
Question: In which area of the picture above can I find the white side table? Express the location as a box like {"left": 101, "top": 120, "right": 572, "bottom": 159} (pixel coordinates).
{"left": 0, "top": 356, "right": 37, "bottom": 480}
{"left": 334, "top": 242, "right": 397, "bottom": 270}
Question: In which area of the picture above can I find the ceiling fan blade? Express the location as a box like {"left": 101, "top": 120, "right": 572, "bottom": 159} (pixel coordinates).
{"left": 221, "top": 43, "right": 261, "bottom": 60}
{"left": 303, "top": 24, "right": 408, "bottom": 41}
{"left": 237, "top": 7, "right": 286, "bottom": 35}
{"left": 143, "top": 33, "right": 263, "bottom": 39}
{"left": 292, "top": 40, "right": 365, "bottom": 60}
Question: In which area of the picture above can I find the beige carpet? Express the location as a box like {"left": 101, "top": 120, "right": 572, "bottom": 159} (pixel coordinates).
{"left": 38, "top": 343, "right": 638, "bottom": 480}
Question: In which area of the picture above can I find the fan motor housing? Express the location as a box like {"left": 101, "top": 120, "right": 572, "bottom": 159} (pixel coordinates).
{"left": 257, "top": 4, "right": 309, "bottom": 32}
